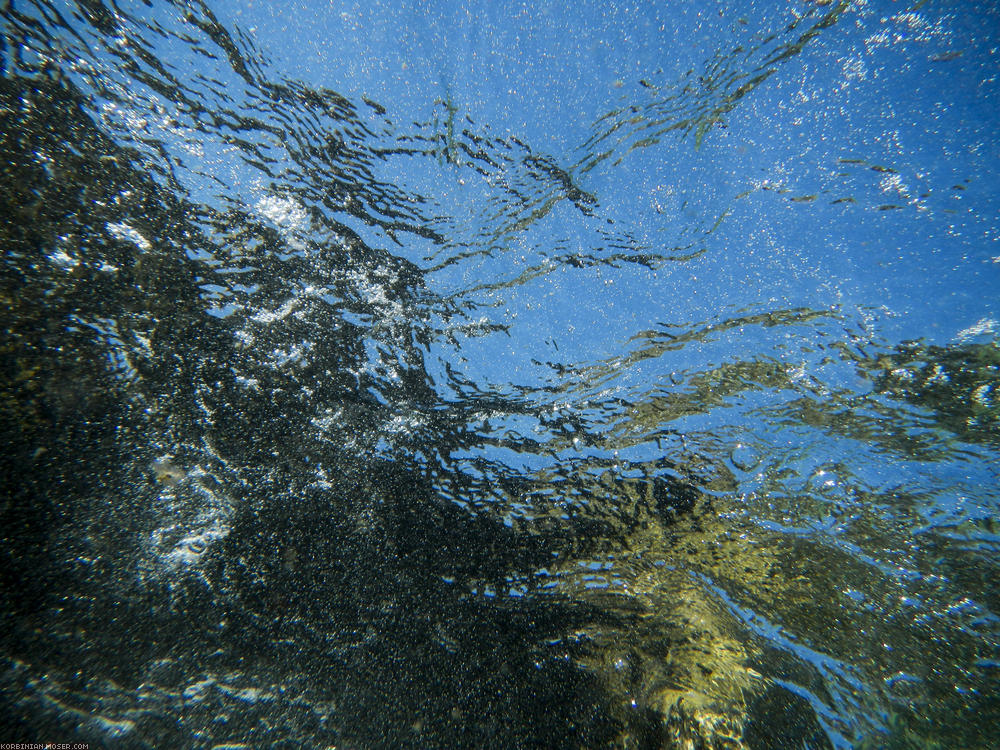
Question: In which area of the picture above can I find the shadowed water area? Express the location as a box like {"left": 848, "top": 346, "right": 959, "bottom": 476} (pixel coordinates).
{"left": 2, "top": 1, "right": 998, "bottom": 748}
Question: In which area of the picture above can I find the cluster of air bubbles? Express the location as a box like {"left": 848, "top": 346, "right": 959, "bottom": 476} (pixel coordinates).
{"left": 138, "top": 458, "right": 233, "bottom": 583}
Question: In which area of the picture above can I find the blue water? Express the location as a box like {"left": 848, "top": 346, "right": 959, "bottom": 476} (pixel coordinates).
{"left": 2, "top": 1, "right": 998, "bottom": 748}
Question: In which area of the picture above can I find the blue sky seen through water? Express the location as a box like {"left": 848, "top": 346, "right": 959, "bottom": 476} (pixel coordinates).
{"left": 216, "top": 0, "right": 1000, "bottom": 356}
{"left": 187, "top": 0, "right": 1000, "bottom": 546}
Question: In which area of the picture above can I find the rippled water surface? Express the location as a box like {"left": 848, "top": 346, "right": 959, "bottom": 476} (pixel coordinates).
{"left": 2, "top": 1, "right": 999, "bottom": 748}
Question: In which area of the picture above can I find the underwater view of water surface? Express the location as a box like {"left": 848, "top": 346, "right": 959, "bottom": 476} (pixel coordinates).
{"left": 2, "top": 0, "right": 999, "bottom": 747}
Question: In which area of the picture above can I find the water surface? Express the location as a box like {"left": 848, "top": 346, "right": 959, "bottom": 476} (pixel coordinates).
{"left": 2, "top": 1, "right": 998, "bottom": 748}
